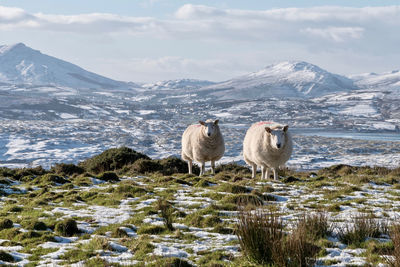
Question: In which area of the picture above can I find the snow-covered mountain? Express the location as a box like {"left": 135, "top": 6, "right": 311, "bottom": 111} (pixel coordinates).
{"left": 350, "top": 70, "right": 400, "bottom": 90}
{"left": 0, "top": 43, "right": 130, "bottom": 89}
{"left": 142, "top": 79, "right": 215, "bottom": 91}
{"left": 199, "top": 61, "right": 357, "bottom": 99}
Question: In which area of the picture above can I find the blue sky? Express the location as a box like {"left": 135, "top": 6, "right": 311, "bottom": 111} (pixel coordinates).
{"left": 1, "top": 1, "right": 400, "bottom": 82}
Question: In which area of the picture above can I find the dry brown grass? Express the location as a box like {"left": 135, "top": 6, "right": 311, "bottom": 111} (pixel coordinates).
{"left": 338, "top": 213, "right": 388, "bottom": 247}
{"left": 235, "top": 208, "right": 284, "bottom": 265}
{"left": 235, "top": 209, "right": 320, "bottom": 266}
{"left": 385, "top": 224, "right": 400, "bottom": 267}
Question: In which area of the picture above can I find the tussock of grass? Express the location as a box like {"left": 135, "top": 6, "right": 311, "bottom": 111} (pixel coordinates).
{"left": 130, "top": 235, "right": 155, "bottom": 260}
{"left": 137, "top": 225, "right": 166, "bottom": 235}
{"left": 34, "top": 173, "right": 69, "bottom": 185}
{"left": 218, "top": 183, "right": 250, "bottom": 194}
{"left": 236, "top": 209, "right": 284, "bottom": 265}
{"left": 215, "top": 163, "right": 251, "bottom": 174}
{"left": 297, "top": 212, "right": 331, "bottom": 240}
{"left": 111, "top": 227, "right": 129, "bottom": 238}
{"left": 150, "top": 257, "right": 194, "bottom": 267}
{"left": 222, "top": 194, "right": 264, "bottom": 206}
{"left": 338, "top": 213, "right": 388, "bottom": 247}
{"left": 0, "top": 250, "right": 15, "bottom": 262}
{"left": 0, "top": 218, "right": 13, "bottom": 230}
{"left": 97, "top": 171, "right": 119, "bottom": 181}
{"left": 55, "top": 219, "right": 80, "bottom": 237}
{"left": 50, "top": 163, "right": 84, "bottom": 176}
{"left": 157, "top": 198, "right": 175, "bottom": 231}
{"left": 79, "top": 146, "right": 149, "bottom": 174}
{"left": 236, "top": 209, "right": 320, "bottom": 266}
{"left": 385, "top": 224, "right": 400, "bottom": 267}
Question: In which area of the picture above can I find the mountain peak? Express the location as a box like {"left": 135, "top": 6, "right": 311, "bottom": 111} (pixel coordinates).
{"left": 0, "top": 43, "right": 129, "bottom": 89}
{"left": 0, "top": 43, "right": 29, "bottom": 55}
{"left": 266, "top": 60, "right": 324, "bottom": 73}
{"left": 202, "top": 60, "right": 356, "bottom": 99}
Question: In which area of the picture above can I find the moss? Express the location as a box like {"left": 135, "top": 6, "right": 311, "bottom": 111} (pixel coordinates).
{"left": 4, "top": 205, "right": 23, "bottom": 213}
{"left": 0, "top": 228, "right": 20, "bottom": 240}
{"left": 13, "top": 166, "right": 46, "bottom": 180}
{"left": 0, "top": 219, "right": 13, "bottom": 230}
{"left": 150, "top": 257, "right": 194, "bottom": 267}
{"left": 0, "top": 250, "right": 15, "bottom": 262}
{"left": 84, "top": 257, "right": 110, "bottom": 266}
{"left": 213, "top": 225, "right": 234, "bottom": 235}
{"left": 282, "top": 176, "right": 301, "bottom": 183}
{"left": 137, "top": 225, "right": 166, "bottom": 235}
{"left": 33, "top": 221, "right": 48, "bottom": 231}
{"left": 203, "top": 215, "right": 222, "bottom": 227}
{"left": 82, "top": 236, "right": 111, "bottom": 251}
{"left": 111, "top": 227, "right": 129, "bottom": 238}
{"left": 97, "top": 171, "right": 119, "bottom": 182}
{"left": 131, "top": 159, "right": 163, "bottom": 174}
{"left": 55, "top": 219, "right": 80, "bottom": 236}
{"left": 71, "top": 176, "right": 92, "bottom": 186}
{"left": 130, "top": 235, "right": 156, "bottom": 261}
{"left": 34, "top": 173, "right": 69, "bottom": 185}
{"left": 60, "top": 249, "right": 96, "bottom": 263}
{"left": 326, "top": 203, "right": 341, "bottom": 212}
{"left": 27, "top": 247, "right": 58, "bottom": 262}
{"left": 221, "top": 194, "right": 263, "bottom": 206}
{"left": 79, "top": 146, "right": 150, "bottom": 174}
{"left": 110, "top": 184, "right": 147, "bottom": 197}
{"left": 0, "top": 167, "right": 16, "bottom": 178}
{"left": 215, "top": 163, "right": 251, "bottom": 174}
{"left": 158, "top": 156, "right": 198, "bottom": 175}
{"left": 50, "top": 163, "right": 84, "bottom": 176}
{"left": 218, "top": 183, "right": 250, "bottom": 194}
{"left": 197, "top": 250, "right": 233, "bottom": 266}
{"left": 195, "top": 179, "right": 214, "bottom": 187}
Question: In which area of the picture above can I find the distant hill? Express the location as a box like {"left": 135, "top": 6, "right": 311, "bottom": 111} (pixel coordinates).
{"left": 197, "top": 61, "right": 358, "bottom": 99}
{"left": 0, "top": 43, "right": 132, "bottom": 90}
{"left": 349, "top": 70, "right": 400, "bottom": 90}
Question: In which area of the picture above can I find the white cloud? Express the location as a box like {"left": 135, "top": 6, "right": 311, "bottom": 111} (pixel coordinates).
{"left": 1, "top": 4, "right": 400, "bottom": 81}
{"left": 0, "top": 4, "right": 399, "bottom": 41}
{"left": 302, "top": 27, "right": 364, "bottom": 42}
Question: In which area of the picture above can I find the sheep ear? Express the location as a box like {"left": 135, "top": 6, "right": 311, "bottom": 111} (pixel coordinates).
{"left": 199, "top": 121, "right": 205, "bottom": 126}
{"left": 265, "top": 127, "right": 272, "bottom": 133}
{"left": 214, "top": 119, "right": 219, "bottom": 125}
{"left": 283, "top": 125, "right": 289, "bottom": 132}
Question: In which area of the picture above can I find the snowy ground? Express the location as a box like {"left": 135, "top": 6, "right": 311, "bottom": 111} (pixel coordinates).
{"left": 1, "top": 169, "right": 400, "bottom": 266}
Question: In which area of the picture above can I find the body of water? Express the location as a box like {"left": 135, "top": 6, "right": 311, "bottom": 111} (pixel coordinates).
{"left": 292, "top": 128, "right": 400, "bottom": 142}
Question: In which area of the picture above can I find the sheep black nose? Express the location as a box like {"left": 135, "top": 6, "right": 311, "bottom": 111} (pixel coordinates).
{"left": 277, "top": 143, "right": 281, "bottom": 148}
{"left": 207, "top": 133, "right": 211, "bottom": 137}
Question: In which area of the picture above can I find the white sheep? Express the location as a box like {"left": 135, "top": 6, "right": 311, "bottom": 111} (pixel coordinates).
{"left": 243, "top": 121, "right": 292, "bottom": 180}
{"left": 181, "top": 119, "right": 225, "bottom": 176}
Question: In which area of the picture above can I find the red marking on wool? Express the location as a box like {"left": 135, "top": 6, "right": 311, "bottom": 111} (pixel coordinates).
{"left": 256, "top": 121, "right": 274, "bottom": 126}
{"left": 193, "top": 124, "right": 201, "bottom": 127}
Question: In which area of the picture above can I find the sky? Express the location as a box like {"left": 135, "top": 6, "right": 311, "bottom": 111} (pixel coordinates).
{"left": 1, "top": 0, "right": 400, "bottom": 83}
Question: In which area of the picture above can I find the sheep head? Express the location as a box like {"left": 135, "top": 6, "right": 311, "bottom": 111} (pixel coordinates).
{"left": 199, "top": 119, "right": 219, "bottom": 137}
{"left": 265, "top": 125, "right": 289, "bottom": 149}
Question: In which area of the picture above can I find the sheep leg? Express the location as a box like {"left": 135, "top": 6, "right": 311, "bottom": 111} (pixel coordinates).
{"left": 272, "top": 168, "right": 278, "bottom": 180}
{"left": 211, "top": 160, "right": 215, "bottom": 175}
{"left": 188, "top": 160, "right": 192, "bottom": 174}
{"left": 200, "top": 162, "right": 205, "bottom": 176}
{"left": 261, "top": 166, "right": 266, "bottom": 180}
{"left": 266, "top": 168, "right": 270, "bottom": 180}
{"left": 251, "top": 164, "right": 257, "bottom": 179}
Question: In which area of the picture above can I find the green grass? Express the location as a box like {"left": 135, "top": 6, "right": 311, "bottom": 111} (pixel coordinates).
{"left": 2, "top": 149, "right": 400, "bottom": 266}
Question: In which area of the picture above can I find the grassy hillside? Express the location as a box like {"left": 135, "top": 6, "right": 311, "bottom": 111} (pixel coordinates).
{"left": 0, "top": 147, "right": 400, "bottom": 266}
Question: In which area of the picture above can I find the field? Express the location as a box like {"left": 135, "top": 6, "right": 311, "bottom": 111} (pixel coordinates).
{"left": 1, "top": 147, "right": 400, "bottom": 266}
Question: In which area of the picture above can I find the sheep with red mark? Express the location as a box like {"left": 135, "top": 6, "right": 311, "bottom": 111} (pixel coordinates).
{"left": 243, "top": 121, "right": 292, "bottom": 180}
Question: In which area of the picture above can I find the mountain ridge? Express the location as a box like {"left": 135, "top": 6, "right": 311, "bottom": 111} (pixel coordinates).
{"left": 0, "top": 43, "right": 132, "bottom": 90}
